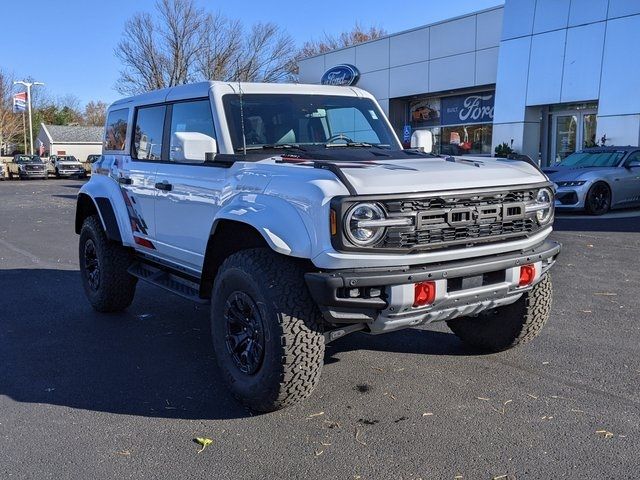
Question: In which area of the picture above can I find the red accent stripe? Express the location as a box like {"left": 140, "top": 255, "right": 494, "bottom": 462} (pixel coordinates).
{"left": 134, "top": 236, "right": 155, "bottom": 249}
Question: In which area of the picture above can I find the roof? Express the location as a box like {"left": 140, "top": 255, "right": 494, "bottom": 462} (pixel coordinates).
{"left": 110, "top": 81, "right": 376, "bottom": 109}
{"left": 41, "top": 124, "right": 103, "bottom": 144}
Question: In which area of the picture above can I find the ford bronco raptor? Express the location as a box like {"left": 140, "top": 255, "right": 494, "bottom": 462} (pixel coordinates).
{"left": 75, "top": 81, "right": 560, "bottom": 412}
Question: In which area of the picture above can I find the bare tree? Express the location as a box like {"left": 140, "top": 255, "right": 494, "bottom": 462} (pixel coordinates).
{"left": 0, "top": 69, "right": 23, "bottom": 154}
{"left": 115, "top": 0, "right": 298, "bottom": 94}
{"left": 83, "top": 100, "right": 108, "bottom": 126}
{"left": 298, "top": 23, "right": 387, "bottom": 59}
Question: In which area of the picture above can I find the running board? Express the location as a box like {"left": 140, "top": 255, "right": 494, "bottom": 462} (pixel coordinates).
{"left": 128, "top": 262, "right": 209, "bottom": 304}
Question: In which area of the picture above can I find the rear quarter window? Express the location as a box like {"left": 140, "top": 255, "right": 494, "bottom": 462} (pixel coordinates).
{"left": 104, "top": 108, "right": 129, "bottom": 152}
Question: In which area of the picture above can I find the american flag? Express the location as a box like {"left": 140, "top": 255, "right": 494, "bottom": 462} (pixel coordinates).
{"left": 13, "top": 92, "right": 27, "bottom": 113}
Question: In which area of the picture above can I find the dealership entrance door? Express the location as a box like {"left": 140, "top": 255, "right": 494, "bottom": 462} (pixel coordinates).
{"left": 549, "top": 103, "right": 598, "bottom": 163}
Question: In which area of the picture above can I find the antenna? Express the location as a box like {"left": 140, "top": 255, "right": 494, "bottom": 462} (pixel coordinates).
{"left": 237, "top": 61, "right": 247, "bottom": 155}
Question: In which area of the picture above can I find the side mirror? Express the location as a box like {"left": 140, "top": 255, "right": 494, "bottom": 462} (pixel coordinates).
{"left": 170, "top": 132, "right": 217, "bottom": 163}
{"left": 410, "top": 130, "right": 433, "bottom": 153}
{"left": 625, "top": 159, "right": 640, "bottom": 169}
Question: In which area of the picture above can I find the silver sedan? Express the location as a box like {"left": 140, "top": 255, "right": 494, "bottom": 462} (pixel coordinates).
{"left": 543, "top": 147, "right": 640, "bottom": 215}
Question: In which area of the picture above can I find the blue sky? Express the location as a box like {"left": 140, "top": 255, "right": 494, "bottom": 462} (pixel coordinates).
{"left": 1, "top": 0, "right": 503, "bottom": 106}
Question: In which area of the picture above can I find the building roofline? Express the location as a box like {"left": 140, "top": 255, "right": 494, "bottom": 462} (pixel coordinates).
{"left": 40, "top": 123, "right": 53, "bottom": 143}
{"left": 298, "top": 4, "right": 504, "bottom": 61}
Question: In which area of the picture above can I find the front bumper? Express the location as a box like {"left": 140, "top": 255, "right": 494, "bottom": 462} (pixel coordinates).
{"left": 305, "top": 240, "right": 561, "bottom": 333}
{"left": 57, "top": 169, "right": 85, "bottom": 176}
{"left": 19, "top": 170, "right": 47, "bottom": 178}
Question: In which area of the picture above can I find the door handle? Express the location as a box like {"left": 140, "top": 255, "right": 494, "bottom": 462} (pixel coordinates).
{"left": 118, "top": 177, "right": 133, "bottom": 185}
{"left": 155, "top": 181, "right": 173, "bottom": 191}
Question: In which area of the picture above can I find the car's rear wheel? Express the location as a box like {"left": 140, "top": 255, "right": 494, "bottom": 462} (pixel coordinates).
{"left": 585, "top": 182, "right": 611, "bottom": 215}
{"left": 210, "top": 248, "right": 325, "bottom": 412}
{"left": 446, "top": 274, "right": 552, "bottom": 352}
{"left": 79, "top": 215, "right": 137, "bottom": 312}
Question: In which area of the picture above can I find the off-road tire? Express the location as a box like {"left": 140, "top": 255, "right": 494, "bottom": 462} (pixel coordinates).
{"left": 79, "top": 215, "right": 137, "bottom": 312}
{"left": 211, "top": 248, "right": 325, "bottom": 412}
{"left": 447, "top": 274, "right": 552, "bottom": 352}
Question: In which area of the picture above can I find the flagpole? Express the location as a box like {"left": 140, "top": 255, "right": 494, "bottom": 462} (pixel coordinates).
{"left": 13, "top": 80, "right": 45, "bottom": 156}
{"left": 22, "top": 111, "right": 27, "bottom": 155}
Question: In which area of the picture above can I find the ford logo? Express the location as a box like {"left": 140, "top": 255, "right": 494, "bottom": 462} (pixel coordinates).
{"left": 321, "top": 64, "right": 360, "bottom": 86}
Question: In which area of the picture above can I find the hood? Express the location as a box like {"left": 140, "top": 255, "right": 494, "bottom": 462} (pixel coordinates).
{"left": 335, "top": 156, "right": 546, "bottom": 195}
{"left": 543, "top": 165, "right": 615, "bottom": 182}
{"left": 59, "top": 161, "right": 82, "bottom": 167}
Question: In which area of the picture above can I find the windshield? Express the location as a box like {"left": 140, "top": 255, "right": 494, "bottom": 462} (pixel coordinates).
{"left": 558, "top": 151, "right": 625, "bottom": 168}
{"left": 59, "top": 156, "right": 78, "bottom": 162}
{"left": 15, "top": 155, "right": 42, "bottom": 163}
{"left": 222, "top": 94, "right": 400, "bottom": 151}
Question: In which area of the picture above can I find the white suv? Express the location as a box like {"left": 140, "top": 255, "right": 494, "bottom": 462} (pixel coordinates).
{"left": 75, "top": 81, "right": 560, "bottom": 411}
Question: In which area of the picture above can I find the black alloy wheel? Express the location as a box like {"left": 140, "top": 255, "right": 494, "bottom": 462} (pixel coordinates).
{"left": 83, "top": 238, "right": 100, "bottom": 291}
{"left": 223, "top": 291, "right": 265, "bottom": 375}
{"left": 585, "top": 182, "right": 611, "bottom": 215}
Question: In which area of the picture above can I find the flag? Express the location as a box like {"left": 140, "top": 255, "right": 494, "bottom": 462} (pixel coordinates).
{"left": 13, "top": 92, "right": 27, "bottom": 113}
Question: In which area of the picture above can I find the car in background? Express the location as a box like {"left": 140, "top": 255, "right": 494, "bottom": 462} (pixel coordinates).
{"left": 6, "top": 155, "right": 48, "bottom": 180}
{"left": 543, "top": 146, "right": 640, "bottom": 215}
{"left": 49, "top": 155, "right": 87, "bottom": 178}
{"left": 86, "top": 154, "right": 101, "bottom": 163}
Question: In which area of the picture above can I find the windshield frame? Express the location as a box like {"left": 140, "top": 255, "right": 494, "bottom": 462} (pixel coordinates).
{"left": 221, "top": 93, "right": 402, "bottom": 153}
{"left": 14, "top": 155, "right": 43, "bottom": 163}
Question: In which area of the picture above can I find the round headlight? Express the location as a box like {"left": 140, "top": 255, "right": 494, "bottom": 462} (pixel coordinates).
{"left": 344, "top": 203, "right": 386, "bottom": 246}
{"left": 536, "top": 188, "right": 554, "bottom": 224}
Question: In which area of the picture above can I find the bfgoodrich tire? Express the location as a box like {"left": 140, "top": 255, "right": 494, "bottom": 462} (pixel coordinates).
{"left": 446, "top": 274, "right": 553, "bottom": 352}
{"left": 211, "top": 248, "right": 325, "bottom": 412}
{"left": 79, "top": 215, "right": 137, "bottom": 312}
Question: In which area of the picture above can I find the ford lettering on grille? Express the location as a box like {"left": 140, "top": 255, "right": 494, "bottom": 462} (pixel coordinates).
{"left": 417, "top": 202, "right": 525, "bottom": 229}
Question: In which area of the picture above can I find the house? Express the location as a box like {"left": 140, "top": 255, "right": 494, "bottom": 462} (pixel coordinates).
{"left": 36, "top": 123, "right": 102, "bottom": 160}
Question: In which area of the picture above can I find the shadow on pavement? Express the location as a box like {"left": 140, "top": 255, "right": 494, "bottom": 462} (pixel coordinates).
{"left": 0, "top": 268, "right": 249, "bottom": 420}
{"left": 554, "top": 213, "right": 640, "bottom": 233}
{"left": 0, "top": 268, "right": 484, "bottom": 419}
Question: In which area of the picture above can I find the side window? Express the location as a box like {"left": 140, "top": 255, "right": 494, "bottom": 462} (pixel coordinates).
{"left": 104, "top": 108, "right": 129, "bottom": 151}
{"left": 169, "top": 100, "right": 216, "bottom": 162}
{"left": 133, "top": 105, "right": 166, "bottom": 160}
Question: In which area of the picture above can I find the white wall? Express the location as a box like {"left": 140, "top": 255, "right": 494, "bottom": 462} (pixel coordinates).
{"left": 298, "top": 6, "right": 504, "bottom": 114}
{"left": 50, "top": 143, "right": 102, "bottom": 160}
{"left": 493, "top": 0, "right": 640, "bottom": 159}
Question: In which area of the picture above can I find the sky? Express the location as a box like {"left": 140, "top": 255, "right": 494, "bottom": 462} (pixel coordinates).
{"left": 1, "top": 0, "right": 503, "bottom": 107}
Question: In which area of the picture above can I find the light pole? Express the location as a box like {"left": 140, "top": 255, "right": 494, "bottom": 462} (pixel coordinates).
{"left": 13, "top": 80, "right": 44, "bottom": 155}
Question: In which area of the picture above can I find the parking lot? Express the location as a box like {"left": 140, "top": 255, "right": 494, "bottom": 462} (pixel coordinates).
{"left": 0, "top": 179, "right": 638, "bottom": 479}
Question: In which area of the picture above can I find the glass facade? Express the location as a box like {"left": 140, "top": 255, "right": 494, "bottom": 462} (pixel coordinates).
{"left": 404, "top": 90, "right": 495, "bottom": 155}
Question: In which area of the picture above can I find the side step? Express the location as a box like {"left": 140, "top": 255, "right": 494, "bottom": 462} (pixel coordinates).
{"left": 128, "top": 261, "right": 209, "bottom": 304}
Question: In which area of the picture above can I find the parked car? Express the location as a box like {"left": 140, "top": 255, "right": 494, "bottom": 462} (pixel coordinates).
{"left": 87, "top": 154, "right": 101, "bottom": 163}
{"left": 543, "top": 146, "right": 640, "bottom": 215}
{"left": 76, "top": 81, "right": 560, "bottom": 412}
{"left": 49, "top": 155, "right": 86, "bottom": 178}
{"left": 6, "top": 154, "right": 48, "bottom": 180}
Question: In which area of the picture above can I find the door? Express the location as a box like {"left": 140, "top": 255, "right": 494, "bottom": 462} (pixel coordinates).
{"left": 120, "top": 104, "right": 166, "bottom": 247}
{"left": 551, "top": 110, "right": 597, "bottom": 163}
{"left": 153, "top": 99, "right": 224, "bottom": 272}
{"left": 617, "top": 151, "right": 640, "bottom": 206}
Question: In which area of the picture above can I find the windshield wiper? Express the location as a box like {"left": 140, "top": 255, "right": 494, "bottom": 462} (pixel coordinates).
{"left": 235, "top": 144, "right": 308, "bottom": 152}
{"left": 324, "top": 142, "right": 391, "bottom": 149}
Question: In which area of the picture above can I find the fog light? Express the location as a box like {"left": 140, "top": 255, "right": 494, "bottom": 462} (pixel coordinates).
{"left": 413, "top": 281, "right": 436, "bottom": 307}
{"left": 349, "top": 288, "right": 361, "bottom": 298}
{"left": 519, "top": 264, "right": 536, "bottom": 287}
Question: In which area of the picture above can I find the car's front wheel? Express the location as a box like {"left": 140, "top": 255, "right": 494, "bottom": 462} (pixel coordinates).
{"left": 211, "top": 248, "right": 325, "bottom": 412}
{"left": 79, "top": 215, "right": 137, "bottom": 312}
{"left": 585, "top": 182, "right": 611, "bottom": 215}
{"left": 446, "top": 274, "right": 553, "bottom": 352}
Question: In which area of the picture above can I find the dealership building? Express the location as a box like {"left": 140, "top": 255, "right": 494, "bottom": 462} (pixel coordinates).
{"left": 298, "top": 0, "right": 640, "bottom": 166}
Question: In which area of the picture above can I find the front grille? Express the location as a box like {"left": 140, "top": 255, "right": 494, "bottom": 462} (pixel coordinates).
{"left": 379, "top": 188, "right": 542, "bottom": 252}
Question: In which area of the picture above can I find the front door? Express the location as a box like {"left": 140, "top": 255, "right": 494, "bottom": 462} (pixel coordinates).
{"left": 551, "top": 109, "right": 597, "bottom": 163}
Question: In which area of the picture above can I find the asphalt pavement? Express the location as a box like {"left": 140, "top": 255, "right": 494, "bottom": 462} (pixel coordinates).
{"left": 0, "top": 179, "right": 638, "bottom": 479}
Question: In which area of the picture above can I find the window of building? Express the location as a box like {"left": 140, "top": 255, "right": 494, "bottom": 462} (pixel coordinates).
{"left": 132, "top": 105, "right": 166, "bottom": 160}
{"left": 169, "top": 100, "right": 216, "bottom": 162}
{"left": 104, "top": 108, "right": 129, "bottom": 151}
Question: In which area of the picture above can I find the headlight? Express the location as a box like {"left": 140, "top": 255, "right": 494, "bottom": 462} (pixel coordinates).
{"left": 19, "top": 165, "right": 25, "bottom": 171}
{"left": 557, "top": 180, "right": 587, "bottom": 187}
{"left": 344, "top": 203, "right": 387, "bottom": 246}
{"left": 535, "top": 188, "right": 553, "bottom": 224}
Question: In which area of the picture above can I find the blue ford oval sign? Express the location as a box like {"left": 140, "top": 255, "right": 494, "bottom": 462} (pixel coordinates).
{"left": 321, "top": 64, "right": 360, "bottom": 86}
